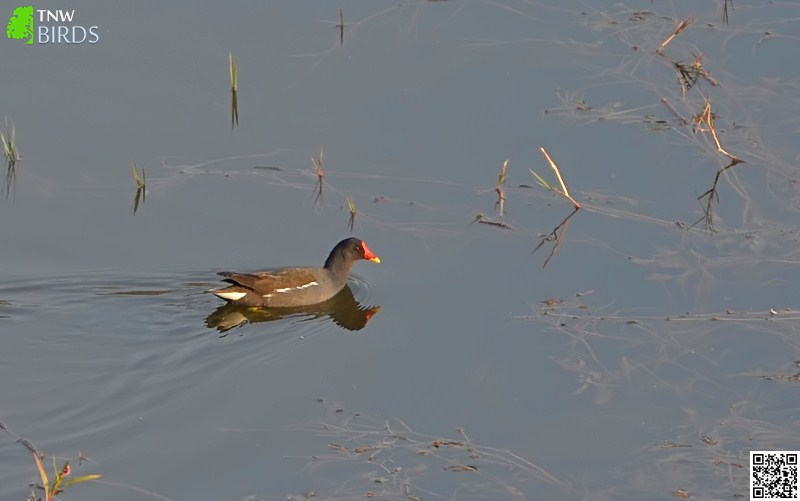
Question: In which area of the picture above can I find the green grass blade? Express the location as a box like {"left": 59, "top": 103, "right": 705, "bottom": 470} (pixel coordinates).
{"left": 61, "top": 474, "right": 102, "bottom": 488}
{"left": 529, "top": 168, "right": 553, "bottom": 190}
{"left": 229, "top": 52, "right": 238, "bottom": 91}
{"left": 131, "top": 161, "right": 145, "bottom": 188}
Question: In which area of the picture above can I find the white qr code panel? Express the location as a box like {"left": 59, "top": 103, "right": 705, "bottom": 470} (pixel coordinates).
{"left": 751, "top": 451, "right": 799, "bottom": 500}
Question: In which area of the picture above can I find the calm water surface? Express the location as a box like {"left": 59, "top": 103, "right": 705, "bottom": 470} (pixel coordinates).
{"left": 1, "top": 1, "right": 799, "bottom": 500}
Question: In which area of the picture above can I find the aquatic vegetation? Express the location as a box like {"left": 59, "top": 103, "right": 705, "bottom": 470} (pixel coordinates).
{"left": 1, "top": 421, "right": 100, "bottom": 501}
{"left": 656, "top": 16, "right": 692, "bottom": 55}
{"left": 312, "top": 148, "right": 324, "bottom": 207}
{"left": 0, "top": 117, "right": 19, "bottom": 165}
{"left": 346, "top": 195, "right": 356, "bottom": 232}
{"left": 494, "top": 158, "right": 508, "bottom": 217}
{"left": 1, "top": 117, "right": 20, "bottom": 199}
{"left": 31, "top": 452, "right": 101, "bottom": 501}
{"left": 229, "top": 51, "right": 238, "bottom": 93}
{"left": 229, "top": 51, "right": 238, "bottom": 128}
{"left": 529, "top": 147, "right": 580, "bottom": 210}
{"left": 336, "top": 9, "right": 345, "bottom": 45}
{"left": 529, "top": 147, "right": 582, "bottom": 267}
{"left": 3, "top": 2, "right": 799, "bottom": 501}
{"left": 131, "top": 161, "right": 146, "bottom": 215}
{"left": 255, "top": 400, "right": 572, "bottom": 500}
{"left": 692, "top": 99, "right": 745, "bottom": 229}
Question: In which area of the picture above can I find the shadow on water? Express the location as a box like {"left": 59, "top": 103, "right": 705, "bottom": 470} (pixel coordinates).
{"left": 205, "top": 284, "right": 380, "bottom": 335}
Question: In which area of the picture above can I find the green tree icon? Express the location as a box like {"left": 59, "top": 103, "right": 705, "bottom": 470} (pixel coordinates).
{"left": 7, "top": 5, "right": 34, "bottom": 45}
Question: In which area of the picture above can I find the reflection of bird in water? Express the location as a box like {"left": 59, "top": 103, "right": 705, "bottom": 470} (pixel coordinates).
{"left": 205, "top": 284, "right": 381, "bottom": 334}
{"left": 208, "top": 238, "right": 380, "bottom": 307}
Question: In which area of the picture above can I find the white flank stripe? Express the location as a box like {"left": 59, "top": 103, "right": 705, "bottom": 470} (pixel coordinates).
{"left": 275, "top": 281, "right": 319, "bottom": 293}
{"left": 262, "top": 293, "right": 273, "bottom": 298}
{"left": 215, "top": 291, "right": 247, "bottom": 301}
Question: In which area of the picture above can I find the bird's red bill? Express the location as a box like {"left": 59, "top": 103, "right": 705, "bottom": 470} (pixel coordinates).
{"left": 362, "top": 242, "right": 381, "bottom": 263}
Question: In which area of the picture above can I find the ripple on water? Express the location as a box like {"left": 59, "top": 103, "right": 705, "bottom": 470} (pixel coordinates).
{"left": 0, "top": 268, "right": 381, "bottom": 500}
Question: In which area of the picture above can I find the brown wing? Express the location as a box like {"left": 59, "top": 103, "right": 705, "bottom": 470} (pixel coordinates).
{"left": 217, "top": 269, "right": 322, "bottom": 295}
{"left": 217, "top": 272, "right": 270, "bottom": 292}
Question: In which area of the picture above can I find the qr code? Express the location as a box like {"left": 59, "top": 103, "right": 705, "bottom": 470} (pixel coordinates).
{"left": 751, "top": 451, "right": 799, "bottom": 500}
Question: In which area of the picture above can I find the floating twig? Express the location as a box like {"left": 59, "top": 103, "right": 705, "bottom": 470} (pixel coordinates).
{"left": 443, "top": 464, "right": 477, "bottom": 472}
{"left": 692, "top": 99, "right": 741, "bottom": 163}
{"left": 656, "top": 17, "right": 692, "bottom": 54}
{"left": 472, "top": 213, "right": 513, "bottom": 230}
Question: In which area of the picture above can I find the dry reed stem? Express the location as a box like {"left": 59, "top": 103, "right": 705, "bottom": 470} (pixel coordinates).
{"left": 694, "top": 99, "right": 742, "bottom": 163}
{"left": 539, "top": 147, "right": 581, "bottom": 209}
{"left": 657, "top": 17, "right": 692, "bottom": 54}
{"left": 495, "top": 159, "right": 508, "bottom": 217}
{"left": 229, "top": 52, "right": 239, "bottom": 128}
{"left": 692, "top": 53, "right": 718, "bottom": 87}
